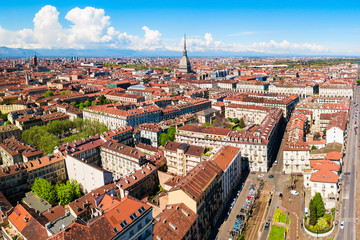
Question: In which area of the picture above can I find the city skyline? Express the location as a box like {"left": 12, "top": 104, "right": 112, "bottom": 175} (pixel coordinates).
{"left": 0, "top": 1, "right": 359, "bottom": 55}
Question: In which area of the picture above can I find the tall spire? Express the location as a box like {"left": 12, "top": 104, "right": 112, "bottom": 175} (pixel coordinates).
{"left": 183, "top": 34, "right": 187, "bottom": 56}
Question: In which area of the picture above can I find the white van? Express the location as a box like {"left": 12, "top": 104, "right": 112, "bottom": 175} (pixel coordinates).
{"left": 304, "top": 208, "right": 309, "bottom": 216}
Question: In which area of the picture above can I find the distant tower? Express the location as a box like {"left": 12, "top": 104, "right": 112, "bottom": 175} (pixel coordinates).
{"left": 32, "top": 54, "right": 38, "bottom": 67}
{"left": 178, "top": 34, "right": 192, "bottom": 74}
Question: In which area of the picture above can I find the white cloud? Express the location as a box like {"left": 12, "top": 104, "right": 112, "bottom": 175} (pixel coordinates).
{"left": 0, "top": 5, "right": 327, "bottom": 54}
{"left": 65, "top": 7, "right": 111, "bottom": 48}
{"left": 33, "top": 5, "right": 64, "bottom": 48}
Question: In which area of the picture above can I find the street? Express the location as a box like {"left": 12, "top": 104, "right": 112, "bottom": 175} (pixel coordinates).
{"left": 337, "top": 85, "right": 359, "bottom": 240}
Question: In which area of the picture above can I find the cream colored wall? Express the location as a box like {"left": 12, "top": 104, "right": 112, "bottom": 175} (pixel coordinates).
{"left": 168, "top": 189, "right": 197, "bottom": 213}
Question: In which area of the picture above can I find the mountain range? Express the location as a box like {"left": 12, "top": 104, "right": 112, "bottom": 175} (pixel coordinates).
{"left": 0, "top": 46, "right": 356, "bottom": 58}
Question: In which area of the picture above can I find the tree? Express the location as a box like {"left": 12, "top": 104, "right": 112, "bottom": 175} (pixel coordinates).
{"left": 314, "top": 132, "right": 321, "bottom": 139}
{"left": 56, "top": 180, "right": 82, "bottom": 205}
{"left": 313, "top": 193, "right": 325, "bottom": 219}
{"left": 311, "top": 145, "right": 317, "bottom": 151}
{"left": 232, "top": 118, "right": 239, "bottom": 124}
{"left": 309, "top": 199, "right": 317, "bottom": 226}
{"left": 0, "top": 113, "right": 8, "bottom": 122}
{"left": 70, "top": 101, "right": 77, "bottom": 105}
{"left": 84, "top": 100, "right": 91, "bottom": 108}
{"left": 203, "top": 122, "right": 212, "bottom": 127}
{"left": 99, "top": 95, "right": 106, "bottom": 105}
{"left": 159, "top": 133, "right": 169, "bottom": 146}
{"left": 32, "top": 178, "right": 57, "bottom": 205}
{"left": 239, "top": 118, "right": 246, "bottom": 128}
{"left": 357, "top": 79, "right": 360, "bottom": 85}
{"left": 44, "top": 90, "right": 53, "bottom": 98}
{"left": 167, "top": 126, "right": 176, "bottom": 141}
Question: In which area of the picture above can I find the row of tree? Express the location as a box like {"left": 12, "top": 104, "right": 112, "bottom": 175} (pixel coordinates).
{"left": 32, "top": 178, "right": 83, "bottom": 206}
{"left": 21, "top": 119, "right": 108, "bottom": 153}
{"left": 159, "top": 126, "right": 176, "bottom": 146}
{"left": 309, "top": 192, "right": 326, "bottom": 226}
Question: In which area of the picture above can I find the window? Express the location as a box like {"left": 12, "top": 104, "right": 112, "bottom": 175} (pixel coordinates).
{"left": 120, "top": 220, "right": 128, "bottom": 228}
{"left": 138, "top": 206, "right": 146, "bottom": 214}
{"left": 130, "top": 212, "right": 138, "bottom": 221}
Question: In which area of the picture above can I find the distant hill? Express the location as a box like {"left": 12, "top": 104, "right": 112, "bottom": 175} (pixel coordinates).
{"left": 0, "top": 46, "right": 355, "bottom": 58}
{"left": 0, "top": 47, "right": 37, "bottom": 57}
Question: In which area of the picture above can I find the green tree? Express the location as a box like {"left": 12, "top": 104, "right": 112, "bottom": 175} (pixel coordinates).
{"left": 313, "top": 193, "right": 325, "bottom": 219}
{"left": 56, "top": 180, "right": 82, "bottom": 205}
{"left": 70, "top": 101, "right": 77, "bottom": 105}
{"left": 357, "top": 79, "right": 360, "bottom": 85}
{"left": 311, "top": 145, "right": 317, "bottom": 151}
{"left": 167, "top": 126, "right": 176, "bottom": 141}
{"left": 84, "top": 100, "right": 91, "bottom": 108}
{"left": 239, "top": 118, "right": 246, "bottom": 128}
{"left": 203, "top": 122, "right": 212, "bottom": 127}
{"left": 232, "top": 118, "right": 239, "bottom": 124}
{"left": 99, "top": 95, "right": 106, "bottom": 105}
{"left": 309, "top": 199, "right": 317, "bottom": 226}
{"left": 0, "top": 113, "right": 8, "bottom": 122}
{"left": 32, "top": 178, "right": 57, "bottom": 205}
{"left": 5, "top": 120, "right": 10, "bottom": 125}
{"left": 44, "top": 90, "right": 53, "bottom": 98}
{"left": 159, "top": 133, "right": 170, "bottom": 146}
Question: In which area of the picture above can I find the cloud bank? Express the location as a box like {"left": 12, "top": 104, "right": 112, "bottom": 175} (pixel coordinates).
{"left": 0, "top": 5, "right": 327, "bottom": 54}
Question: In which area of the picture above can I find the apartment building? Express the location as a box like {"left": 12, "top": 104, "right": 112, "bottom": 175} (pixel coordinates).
{"left": 25, "top": 153, "right": 67, "bottom": 187}
{"left": 55, "top": 135, "right": 105, "bottom": 165}
{"left": 282, "top": 113, "right": 311, "bottom": 175}
{"left": 64, "top": 154, "right": 113, "bottom": 193}
{"left": 235, "top": 81, "right": 269, "bottom": 93}
{"left": 224, "top": 103, "right": 270, "bottom": 125}
{"left": 303, "top": 160, "right": 340, "bottom": 209}
{"left": 224, "top": 92, "right": 298, "bottom": 119}
{"left": 116, "top": 163, "right": 159, "bottom": 200}
{"left": 100, "top": 141, "right": 147, "bottom": 179}
{"left": 325, "top": 111, "right": 348, "bottom": 146}
{"left": 0, "top": 125, "right": 21, "bottom": 144}
{"left": 164, "top": 141, "right": 204, "bottom": 176}
{"left": 0, "top": 136, "right": 43, "bottom": 166}
{"left": 167, "top": 160, "right": 223, "bottom": 240}
{"left": 319, "top": 84, "right": 353, "bottom": 99}
{"left": 268, "top": 82, "right": 317, "bottom": 98}
{"left": 15, "top": 112, "right": 69, "bottom": 131}
{"left": 296, "top": 97, "right": 350, "bottom": 127}
{"left": 0, "top": 163, "right": 28, "bottom": 202}
{"left": 83, "top": 104, "right": 161, "bottom": 129}
{"left": 100, "top": 126, "right": 134, "bottom": 146}
{"left": 134, "top": 123, "right": 163, "bottom": 147}
{"left": 176, "top": 108, "right": 284, "bottom": 172}
{"left": 153, "top": 203, "right": 199, "bottom": 240}
{"left": 105, "top": 92, "right": 146, "bottom": 103}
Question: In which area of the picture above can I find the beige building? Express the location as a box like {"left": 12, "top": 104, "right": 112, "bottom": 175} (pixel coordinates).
{"left": 0, "top": 125, "right": 21, "bottom": 144}
{"left": 167, "top": 160, "right": 222, "bottom": 240}
{"left": 225, "top": 103, "right": 270, "bottom": 125}
{"left": 100, "top": 141, "right": 147, "bottom": 179}
{"left": 25, "top": 153, "right": 67, "bottom": 187}
{"left": 164, "top": 141, "right": 204, "bottom": 176}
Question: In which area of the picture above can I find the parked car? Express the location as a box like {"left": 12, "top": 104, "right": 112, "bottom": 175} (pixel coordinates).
{"left": 268, "top": 175, "right": 274, "bottom": 178}
{"left": 340, "top": 221, "right": 344, "bottom": 229}
{"left": 304, "top": 208, "right": 309, "bottom": 216}
{"left": 274, "top": 161, "right": 278, "bottom": 166}
{"left": 290, "top": 190, "right": 299, "bottom": 196}
{"left": 279, "top": 193, "right": 283, "bottom": 199}
{"left": 264, "top": 221, "right": 270, "bottom": 230}
{"left": 258, "top": 174, "right": 264, "bottom": 178}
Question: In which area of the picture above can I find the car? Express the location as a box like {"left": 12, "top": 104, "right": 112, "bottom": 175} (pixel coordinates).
{"left": 274, "top": 161, "right": 278, "bottom": 166}
{"left": 340, "top": 221, "right": 344, "bottom": 229}
{"left": 304, "top": 208, "right": 309, "bottom": 216}
{"left": 264, "top": 221, "right": 270, "bottom": 230}
{"left": 268, "top": 175, "right": 274, "bottom": 178}
{"left": 258, "top": 174, "right": 264, "bottom": 178}
{"left": 279, "top": 193, "right": 283, "bottom": 199}
{"left": 290, "top": 190, "right": 299, "bottom": 196}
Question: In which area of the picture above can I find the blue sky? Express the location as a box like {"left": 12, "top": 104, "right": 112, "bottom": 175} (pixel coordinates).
{"left": 0, "top": 0, "right": 359, "bottom": 54}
